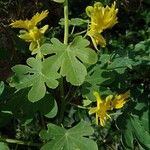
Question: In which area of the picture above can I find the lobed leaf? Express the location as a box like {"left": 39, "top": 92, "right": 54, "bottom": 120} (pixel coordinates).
{"left": 11, "top": 57, "right": 60, "bottom": 102}
{"left": 41, "top": 36, "right": 98, "bottom": 86}
{"left": 108, "top": 57, "right": 134, "bottom": 74}
{"left": 40, "top": 121, "right": 98, "bottom": 150}
{"left": 117, "top": 102, "right": 150, "bottom": 149}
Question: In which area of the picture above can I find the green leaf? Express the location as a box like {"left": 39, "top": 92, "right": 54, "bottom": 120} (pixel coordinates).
{"left": 52, "top": 0, "right": 65, "bottom": 3}
{"left": 0, "top": 81, "right": 4, "bottom": 96}
{"left": 134, "top": 39, "right": 150, "bottom": 53}
{"left": 45, "top": 100, "right": 58, "bottom": 118}
{"left": 41, "top": 36, "right": 98, "bottom": 86}
{"left": 99, "top": 54, "right": 111, "bottom": 65}
{"left": 0, "top": 142, "right": 9, "bottom": 150}
{"left": 70, "top": 18, "right": 88, "bottom": 26}
{"left": 82, "top": 64, "right": 114, "bottom": 100}
{"left": 131, "top": 117, "right": 150, "bottom": 149}
{"left": 108, "top": 57, "right": 134, "bottom": 74}
{"left": 117, "top": 114, "right": 134, "bottom": 149}
{"left": 10, "top": 57, "right": 60, "bottom": 102}
{"left": 117, "top": 102, "right": 150, "bottom": 149}
{"left": 59, "top": 18, "right": 72, "bottom": 26}
{"left": 59, "top": 18, "right": 88, "bottom": 26}
{"left": 83, "top": 99, "right": 92, "bottom": 107}
{"left": 40, "top": 121, "right": 98, "bottom": 150}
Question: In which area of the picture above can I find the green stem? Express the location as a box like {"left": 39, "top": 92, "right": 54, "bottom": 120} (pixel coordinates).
{"left": 64, "top": 0, "right": 69, "bottom": 45}
{"left": 69, "top": 102, "right": 88, "bottom": 109}
{"left": 36, "top": 40, "right": 42, "bottom": 59}
{"left": 74, "top": 30, "right": 87, "bottom": 36}
{"left": 70, "top": 26, "right": 75, "bottom": 35}
{"left": 0, "top": 137, "right": 41, "bottom": 147}
{"left": 58, "top": 0, "right": 69, "bottom": 124}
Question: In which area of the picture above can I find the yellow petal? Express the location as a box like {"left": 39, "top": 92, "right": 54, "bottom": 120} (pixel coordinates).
{"left": 105, "top": 95, "right": 113, "bottom": 110}
{"left": 19, "top": 27, "right": 42, "bottom": 42}
{"left": 29, "top": 41, "right": 38, "bottom": 51}
{"left": 31, "top": 10, "right": 49, "bottom": 27}
{"left": 113, "top": 91, "right": 130, "bottom": 109}
{"left": 102, "top": 2, "right": 118, "bottom": 30}
{"left": 89, "top": 107, "right": 98, "bottom": 115}
{"left": 100, "top": 118, "right": 105, "bottom": 127}
{"left": 118, "top": 91, "right": 130, "bottom": 100}
{"left": 99, "top": 112, "right": 111, "bottom": 127}
{"left": 94, "top": 2, "right": 103, "bottom": 8}
{"left": 19, "top": 32, "right": 33, "bottom": 42}
{"left": 28, "top": 27, "right": 42, "bottom": 41}
{"left": 113, "top": 100, "right": 126, "bottom": 109}
{"left": 93, "top": 91, "right": 102, "bottom": 105}
{"left": 87, "top": 31, "right": 106, "bottom": 49}
{"left": 10, "top": 10, "right": 49, "bottom": 30}
{"left": 10, "top": 20, "right": 31, "bottom": 30}
{"left": 40, "top": 25, "right": 49, "bottom": 34}
{"left": 95, "top": 33, "right": 106, "bottom": 47}
{"left": 86, "top": 6, "right": 93, "bottom": 17}
{"left": 96, "top": 113, "right": 99, "bottom": 125}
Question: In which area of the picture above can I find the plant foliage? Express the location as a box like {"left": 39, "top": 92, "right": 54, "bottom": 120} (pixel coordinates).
{"left": 40, "top": 121, "right": 98, "bottom": 150}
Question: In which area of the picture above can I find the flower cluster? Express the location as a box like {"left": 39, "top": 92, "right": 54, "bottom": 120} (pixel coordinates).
{"left": 86, "top": 2, "right": 118, "bottom": 49}
{"left": 10, "top": 10, "right": 49, "bottom": 52}
{"left": 89, "top": 91, "right": 129, "bottom": 126}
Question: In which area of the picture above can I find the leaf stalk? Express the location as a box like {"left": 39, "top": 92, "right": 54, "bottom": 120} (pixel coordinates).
{"left": 64, "top": 0, "right": 69, "bottom": 45}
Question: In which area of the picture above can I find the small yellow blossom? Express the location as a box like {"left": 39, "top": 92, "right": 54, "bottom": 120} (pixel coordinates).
{"left": 10, "top": 10, "right": 49, "bottom": 52}
{"left": 86, "top": 2, "right": 118, "bottom": 49}
{"left": 89, "top": 92, "right": 113, "bottom": 126}
{"left": 89, "top": 91, "right": 129, "bottom": 126}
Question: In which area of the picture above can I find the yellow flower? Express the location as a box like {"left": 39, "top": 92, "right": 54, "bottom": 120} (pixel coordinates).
{"left": 10, "top": 10, "right": 49, "bottom": 51}
{"left": 89, "top": 91, "right": 129, "bottom": 126}
{"left": 89, "top": 92, "right": 113, "bottom": 126}
{"left": 19, "top": 25, "right": 49, "bottom": 51}
{"left": 86, "top": 2, "right": 118, "bottom": 49}
{"left": 112, "top": 91, "right": 130, "bottom": 109}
